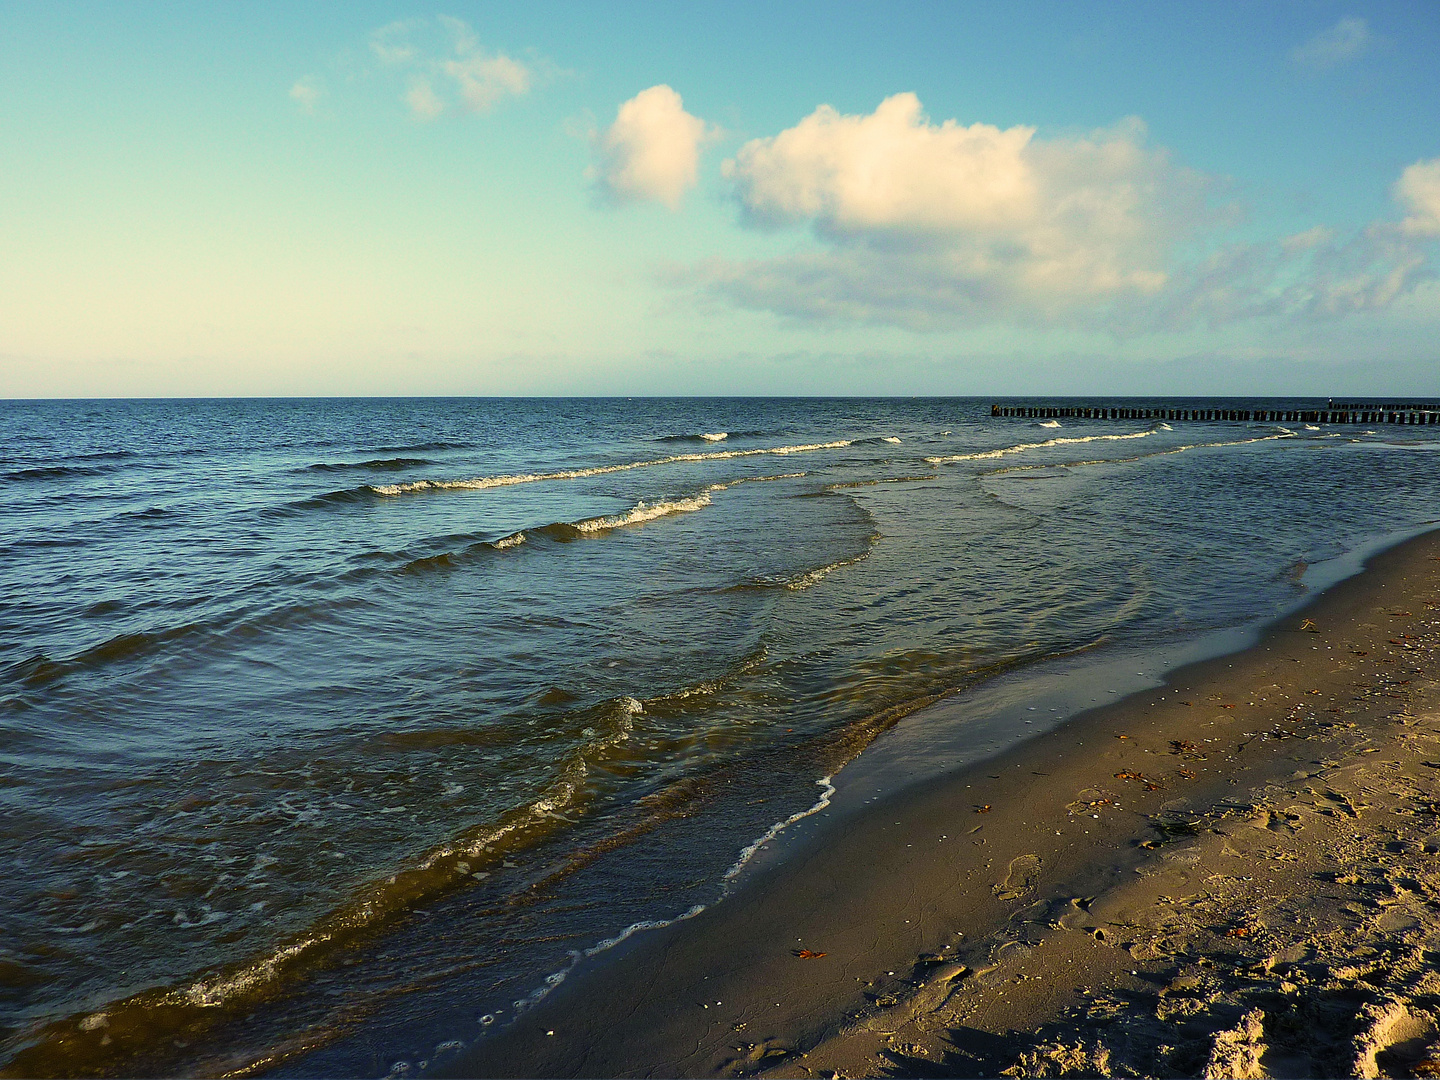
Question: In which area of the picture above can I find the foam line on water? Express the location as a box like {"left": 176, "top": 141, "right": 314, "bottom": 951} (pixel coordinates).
{"left": 721, "top": 774, "right": 837, "bottom": 890}
{"left": 464, "top": 771, "right": 838, "bottom": 1067}
{"left": 413, "top": 899, "right": 711, "bottom": 1076}
{"left": 923, "top": 429, "right": 1158, "bottom": 465}
{"left": 569, "top": 491, "right": 714, "bottom": 533}
{"left": 551, "top": 472, "right": 806, "bottom": 537}
{"left": 368, "top": 441, "right": 851, "bottom": 496}
{"left": 979, "top": 432, "right": 1296, "bottom": 479}
{"left": 782, "top": 552, "right": 869, "bottom": 591}
{"left": 511, "top": 903, "right": 709, "bottom": 1018}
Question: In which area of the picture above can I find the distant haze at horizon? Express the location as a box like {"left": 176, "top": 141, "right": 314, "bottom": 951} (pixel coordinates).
{"left": 1, "top": 2, "right": 1437, "bottom": 398}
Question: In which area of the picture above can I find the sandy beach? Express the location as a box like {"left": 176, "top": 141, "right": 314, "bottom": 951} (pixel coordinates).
{"left": 8, "top": 4, "right": 1440, "bottom": 1072}
{"left": 451, "top": 527, "right": 1440, "bottom": 1079}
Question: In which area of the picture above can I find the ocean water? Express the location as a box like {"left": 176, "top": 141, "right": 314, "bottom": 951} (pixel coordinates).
{"left": 3, "top": 397, "right": 1439, "bottom": 1077}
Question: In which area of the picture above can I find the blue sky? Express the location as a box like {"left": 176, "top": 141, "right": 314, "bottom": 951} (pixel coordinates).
{"left": 1, "top": 1, "right": 1437, "bottom": 397}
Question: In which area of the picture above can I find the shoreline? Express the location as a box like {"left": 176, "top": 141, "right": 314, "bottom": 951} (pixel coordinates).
{"left": 448, "top": 526, "right": 1440, "bottom": 1079}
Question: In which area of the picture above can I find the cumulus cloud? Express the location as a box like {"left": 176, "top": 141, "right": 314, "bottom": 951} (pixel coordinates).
{"left": 289, "top": 77, "right": 324, "bottom": 113}
{"left": 1291, "top": 17, "right": 1374, "bottom": 69}
{"left": 727, "top": 94, "right": 1043, "bottom": 235}
{"left": 593, "top": 85, "right": 711, "bottom": 209}
{"left": 707, "top": 93, "right": 1208, "bottom": 322}
{"left": 683, "top": 94, "right": 1436, "bottom": 332}
{"left": 365, "top": 16, "right": 533, "bottom": 120}
{"left": 1396, "top": 158, "right": 1440, "bottom": 237}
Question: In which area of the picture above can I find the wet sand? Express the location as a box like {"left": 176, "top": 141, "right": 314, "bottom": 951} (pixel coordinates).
{"left": 448, "top": 528, "right": 1440, "bottom": 1079}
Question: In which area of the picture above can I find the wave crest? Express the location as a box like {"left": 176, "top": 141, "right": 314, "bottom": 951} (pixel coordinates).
{"left": 924, "top": 429, "right": 1158, "bottom": 465}
{"left": 368, "top": 441, "right": 851, "bottom": 497}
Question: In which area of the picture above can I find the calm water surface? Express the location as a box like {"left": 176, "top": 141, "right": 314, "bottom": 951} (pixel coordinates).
{"left": 3, "top": 397, "right": 1438, "bottom": 1076}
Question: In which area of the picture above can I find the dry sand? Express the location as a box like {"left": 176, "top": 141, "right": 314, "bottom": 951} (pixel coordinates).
{"left": 450, "top": 529, "right": 1440, "bottom": 1080}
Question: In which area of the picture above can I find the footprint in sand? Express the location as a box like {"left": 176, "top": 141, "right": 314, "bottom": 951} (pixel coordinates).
{"left": 994, "top": 854, "right": 1042, "bottom": 901}
{"left": 1352, "top": 998, "right": 1440, "bottom": 1079}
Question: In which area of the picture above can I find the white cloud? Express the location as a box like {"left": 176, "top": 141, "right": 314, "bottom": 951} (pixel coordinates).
{"left": 683, "top": 94, "right": 1436, "bottom": 332}
{"left": 1396, "top": 158, "right": 1440, "bottom": 237}
{"left": 712, "top": 93, "right": 1207, "bottom": 319}
{"left": 725, "top": 94, "right": 1040, "bottom": 233}
{"left": 289, "top": 77, "right": 323, "bottom": 113}
{"left": 1291, "top": 17, "right": 1374, "bottom": 69}
{"left": 364, "top": 17, "right": 533, "bottom": 119}
{"left": 593, "top": 85, "right": 711, "bottom": 209}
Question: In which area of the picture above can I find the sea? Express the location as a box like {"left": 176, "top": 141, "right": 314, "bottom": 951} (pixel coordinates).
{"left": 3, "top": 396, "right": 1439, "bottom": 1077}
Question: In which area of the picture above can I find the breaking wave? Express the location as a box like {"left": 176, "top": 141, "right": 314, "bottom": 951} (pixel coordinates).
{"left": 367, "top": 441, "right": 852, "bottom": 496}
{"left": 655, "top": 430, "right": 771, "bottom": 443}
{"left": 540, "top": 492, "right": 716, "bottom": 539}
{"left": 980, "top": 432, "right": 1298, "bottom": 481}
{"left": 394, "top": 476, "right": 807, "bottom": 573}
{"left": 924, "top": 429, "right": 1159, "bottom": 465}
{"left": 535, "top": 473, "right": 804, "bottom": 541}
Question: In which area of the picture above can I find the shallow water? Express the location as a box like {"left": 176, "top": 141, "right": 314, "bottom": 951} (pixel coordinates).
{"left": 2, "top": 397, "right": 1438, "bottom": 1076}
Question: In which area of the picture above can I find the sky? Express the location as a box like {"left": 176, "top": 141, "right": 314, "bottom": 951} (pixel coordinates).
{"left": 1, "top": 1, "right": 1438, "bottom": 397}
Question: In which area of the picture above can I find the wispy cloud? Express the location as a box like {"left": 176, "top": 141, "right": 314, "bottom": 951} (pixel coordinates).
{"left": 404, "top": 80, "right": 445, "bottom": 121}
{"left": 387, "top": 17, "right": 533, "bottom": 120}
{"left": 1291, "top": 17, "right": 1374, "bottom": 69}
{"left": 370, "top": 20, "right": 420, "bottom": 66}
{"left": 677, "top": 95, "right": 1436, "bottom": 333}
{"left": 591, "top": 86, "right": 714, "bottom": 209}
{"left": 440, "top": 51, "right": 530, "bottom": 114}
{"left": 317, "top": 16, "right": 540, "bottom": 120}
{"left": 289, "top": 77, "right": 324, "bottom": 114}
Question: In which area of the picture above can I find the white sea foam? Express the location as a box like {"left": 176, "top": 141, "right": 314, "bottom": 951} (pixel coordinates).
{"left": 513, "top": 902, "right": 708, "bottom": 1018}
{"left": 1038, "top": 420, "right": 1061, "bottom": 428}
{"left": 478, "top": 473, "right": 808, "bottom": 548}
{"left": 981, "top": 432, "right": 1297, "bottom": 480}
{"left": 1305, "top": 424, "right": 1320, "bottom": 431}
{"left": 368, "top": 441, "right": 852, "bottom": 497}
{"left": 881, "top": 436, "right": 902, "bottom": 444}
{"left": 565, "top": 472, "right": 804, "bottom": 535}
{"left": 739, "top": 471, "right": 807, "bottom": 482}
{"left": 699, "top": 432, "right": 728, "bottom": 442}
{"left": 783, "top": 552, "right": 870, "bottom": 591}
{"left": 571, "top": 492, "right": 714, "bottom": 533}
{"left": 462, "top": 772, "right": 841, "bottom": 1049}
{"left": 722, "top": 775, "right": 836, "bottom": 889}
{"left": 923, "top": 429, "right": 1158, "bottom": 465}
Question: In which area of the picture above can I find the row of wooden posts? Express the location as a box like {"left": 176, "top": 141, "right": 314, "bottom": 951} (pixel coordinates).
{"left": 990, "top": 405, "right": 1440, "bottom": 425}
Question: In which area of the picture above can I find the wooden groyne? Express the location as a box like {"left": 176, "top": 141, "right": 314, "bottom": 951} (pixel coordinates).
{"left": 990, "top": 401, "right": 1440, "bottom": 425}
